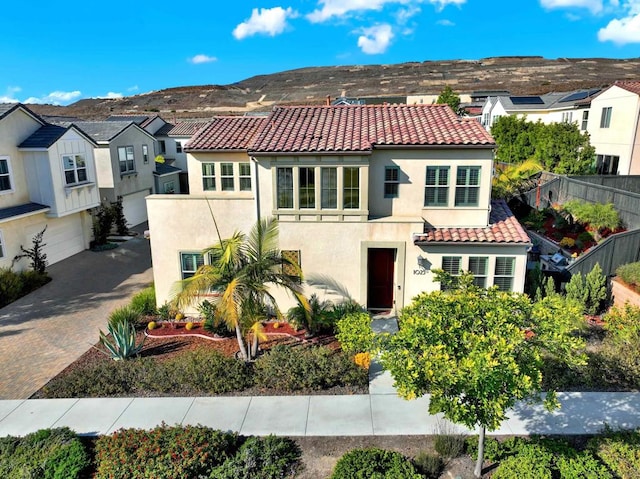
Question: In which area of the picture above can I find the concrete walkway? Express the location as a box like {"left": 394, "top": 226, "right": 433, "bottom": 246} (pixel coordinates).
{"left": 0, "top": 224, "right": 153, "bottom": 399}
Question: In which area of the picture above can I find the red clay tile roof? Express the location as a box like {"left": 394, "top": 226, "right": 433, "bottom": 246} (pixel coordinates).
{"left": 186, "top": 116, "right": 268, "bottom": 151}
{"left": 413, "top": 200, "right": 530, "bottom": 245}
{"left": 615, "top": 80, "right": 640, "bottom": 96}
{"left": 250, "top": 104, "right": 495, "bottom": 154}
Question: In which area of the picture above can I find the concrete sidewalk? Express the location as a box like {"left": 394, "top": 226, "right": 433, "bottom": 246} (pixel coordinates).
{"left": 1, "top": 392, "right": 639, "bottom": 438}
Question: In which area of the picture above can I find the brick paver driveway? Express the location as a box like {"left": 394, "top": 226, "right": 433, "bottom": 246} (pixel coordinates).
{"left": 0, "top": 226, "right": 152, "bottom": 399}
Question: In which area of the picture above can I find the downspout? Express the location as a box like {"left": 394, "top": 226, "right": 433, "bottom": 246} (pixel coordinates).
{"left": 251, "top": 156, "right": 261, "bottom": 222}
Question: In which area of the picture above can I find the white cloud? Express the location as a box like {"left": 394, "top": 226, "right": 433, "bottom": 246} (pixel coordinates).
{"left": 189, "top": 54, "right": 217, "bottom": 64}
{"left": 308, "top": 0, "right": 464, "bottom": 23}
{"left": 99, "top": 92, "right": 124, "bottom": 99}
{"left": 598, "top": 11, "right": 640, "bottom": 43}
{"left": 396, "top": 5, "right": 421, "bottom": 23}
{"left": 540, "top": 0, "right": 603, "bottom": 13}
{"left": 437, "top": 18, "right": 455, "bottom": 25}
{"left": 357, "top": 24, "right": 394, "bottom": 54}
{"left": 127, "top": 85, "right": 139, "bottom": 92}
{"left": 0, "top": 86, "right": 21, "bottom": 103}
{"left": 233, "top": 7, "right": 298, "bottom": 39}
{"left": 24, "top": 90, "right": 82, "bottom": 106}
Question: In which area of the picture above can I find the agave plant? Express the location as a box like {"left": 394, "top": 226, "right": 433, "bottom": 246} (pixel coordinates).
{"left": 99, "top": 319, "right": 145, "bottom": 360}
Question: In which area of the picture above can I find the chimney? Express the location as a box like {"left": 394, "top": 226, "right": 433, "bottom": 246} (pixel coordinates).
{"left": 326, "top": 95, "right": 330, "bottom": 106}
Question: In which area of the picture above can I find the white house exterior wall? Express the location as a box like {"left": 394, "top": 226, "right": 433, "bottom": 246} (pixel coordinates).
{"left": 588, "top": 85, "right": 640, "bottom": 175}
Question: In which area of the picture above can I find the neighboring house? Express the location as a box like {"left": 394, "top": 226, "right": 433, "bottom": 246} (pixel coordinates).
{"left": 64, "top": 121, "right": 157, "bottom": 226}
{"left": 481, "top": 89, "right": 599, "bottom": 130}
{"left": 147, "top": 105, "right": 530, "bottom": 313}
{"left": 0, "top": 104, "right": 100, "bottom": 269}
{"left": 154, "top": 162, "right": 181, "bottom": 195}
{"left": 586, "top": 81, "right": 640, "bottom": 175}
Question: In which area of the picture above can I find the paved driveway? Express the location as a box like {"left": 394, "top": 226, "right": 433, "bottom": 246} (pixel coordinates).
{"left": 0, "top": 225, "right": 153, "bottom": 399}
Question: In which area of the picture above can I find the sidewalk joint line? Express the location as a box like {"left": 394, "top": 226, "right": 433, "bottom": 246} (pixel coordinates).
{"left": 51, "top": 398, "right": 80, "bottom": 428}
{"left": 104, "top": 398, "right": 135, "bottom": 434}
{"left": 239, "top": 396, "right": 252, "bottom": 433}
{"left": 303, "top": 396, "right": 311, "bottom": 437}
{"left": 179, "top": 397, "right": 196, "bottom": 425}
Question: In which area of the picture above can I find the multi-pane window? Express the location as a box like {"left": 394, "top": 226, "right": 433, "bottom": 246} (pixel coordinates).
{"left": 0, "top": 230, "right": 4, "bottom": 258}
{"left": 494, "top": 257, "right": 515, "bottom": 291}
{"left": 118, "top": 146, "right": 135, "bottom": 173}
{"left": 0, "top": 157, "right": 13, "bottom": 192}
{"left": 596, "top": 154, "right": 620, "bottom": 175}
{"left": 561, "top": 112, "right": 573, "bottom": 123}
{"left": 600, "top": 107, "right": 612, "bottom": 128}
{"left": 277, "top": 167, "right": 294, "bottom": 208}
{"left": 441, "top": 256, "right": 461, "bottom": 290}
{"left": 482, "top": 112, "right": 490, "bottom": 126}
{"left": 343, "top": 167, "right": 360, "bottom": 209}
{"left": 180, "top": 252, "right": 204, "bottom": 279}
{"left": 202, "top": 163, "right": 216, "bottom": 191}
{"left": 176, "top": 141, "right": 183, "bottom": 154}
{"left": 455, "top": 166, "right": 480, "bottom": 207}
{"left": 63, "top": 154, "right": 87, "bottom": 185}
{"left": 321, "top": 167, "right": 337, "bottom": 208}
{"left": 469, "top": 257, "right": 488, "bottom": 288}
{"left": 424, "top": 166, "right": 449, "bottom": 206}
{"left": 581, "top": 111, "right": 589, "bottom": 130}
{"left": 142, "top": 145, "right": 149, "bottom": 164}
{"left": 384, "top": 166, "right": 399, "bottom": 198}
{"left": 299, "top": 167, "right": 315, "bottom": 208}
{"left": 239, "top": 162, "right": 252, "bottom": 191}
{"left": 220, "top": 163, "right": 234, "bottom": 191}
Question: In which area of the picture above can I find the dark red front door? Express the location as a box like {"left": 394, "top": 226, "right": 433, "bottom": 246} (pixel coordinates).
{"left": 367, "top": 248, "right": 395, "bottom": 310}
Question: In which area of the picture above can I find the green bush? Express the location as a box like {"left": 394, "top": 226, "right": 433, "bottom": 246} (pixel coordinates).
{"left": 557, "top": 451, "right": 612, "bottom": 479}
{"left": 0, "top": 427, "right": 89, "bottom": 479}
{"left": 617, "top": 262, "right": 640, "bottom": 289}
{"left": 577, "top": 231, "right": 594, "bottom": 244}
{"left": 413, "top": 452, "right": 443, "bottom": 479}
{"left": 0, "top": 267, "right": 24, "bottom": 308}
{"left": 95, "top": 424, "right": 240, "bottom": 479}
{"left": 589, "top": 428, "right": 640, "bottom": 478}
{"left": 200, "top": 300, "right": 233, "bottom": 337}
{"left": 492, "top": 443, "right": 554, "bottom": 479}
{"left": 336, "top": 311, "right": 375, "bottom": 354}
{"left": 253, "top": 344, "right": 367, "bottom": 391}
{"left": 210, "top": 435, "right": 301, "bottom": 479}
{"left": 130, "top": 286, "right": 157, "bottom": 316}
{"left": 434, "top": 433, "right": 466, "bottom": 458}
{"left": 108, "top": 305, "right": 142, "bottom": 328}
{"left": 565, "top": 263, "right": 607, "bottom": 315}
{"left": 465, "top": 435, "right": 504, "bottom": 463}
{"left": 331, "top": 448, "right": 423, "bottom": 479}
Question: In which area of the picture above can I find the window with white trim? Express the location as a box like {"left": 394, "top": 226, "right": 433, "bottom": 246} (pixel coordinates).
{"left": 384, "top": 166, "right": 399, "bottom": 198}
{"left": 142, "top": 145, "right": 149, "bottom": 164}
{"left": 239, "top": 162, "right": 251, "bottom": 191}
{"left": 321, "top": 167, "right": 337, "bottom": 208}
{"left": 600, "top": 107, "right": 612, "bottom": 128}
{"left": 180, "top": 252, "right": 204, "bottom": 279}
{"left": 455, "top": 166, "right": 480, "bottom": 207}
{"left": 277, "top": 167, "right": 294, "bottom": 208}
{"left": 118, "top": 146, "right": 135, "bottom": 174}
{"left": 482, "top": 112, "right": 490, "bottom": 126}
{"left": 63, "top": 154, "right": 88, "bottom": 185}
{"left": 0, "top": 230, "right": 4, "bottom": 258}
{"left": 581, "top": 111, "right": 589, "bottom": 130}
{"left": 202, "top": 163, "right": 215, "bottom": 191}
{"left": 425, "top": 166, "right": 449, "bottom": 207}
{"left": 469, "top": 257, "right": 488, "bottom": 288}
{"left": 561, "top": 112, "right": 573, "bottom": 123}
{"left": 0, "top": 157, "right": 13, "bottom": 192}
{"left": 299, "top": 167, "right": 315, "bottom": 208}
{"left": 220, "top": 163, "right": 234, "bottom": 191}
{"left": 441, "top": 256, "right": 461, "bottom": 290}
{"left": 494, "top": 257, "right": 515, "bottom": 291}
{"left": 343, "top": 167, "right": 360, "bottom": 209}
{"left": 176, "top": 140, "right": 183, "bottom": 154}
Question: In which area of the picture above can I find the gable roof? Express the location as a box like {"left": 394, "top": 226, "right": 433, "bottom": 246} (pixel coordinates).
{"left": 490, "top": 89, "right": 601, "bottom": 112}
{"left": 18, "top": 124, "right": 99, "bottom": 149}
{"left": 187, "top": 116, "right": 268, "bottom": 151}
{"left": 614, "top": 80, "right": 640, "bottom": 96}
{"left": 56, "top": 121, "right": 155, "bottom": 143}
{"left": 156, "top": 121, "right": 210, "bottom": 137}
{"left": 155, "top": 162, "right": 182, "bottom": 176}
{"left": 0, "top": 103, "right": 45, "bottom": 124}
{"left": 250, "top": 104, "right": 494, "bottom": 154}
{"left": 413, "top": 200, "right": 530, "bottom": 245}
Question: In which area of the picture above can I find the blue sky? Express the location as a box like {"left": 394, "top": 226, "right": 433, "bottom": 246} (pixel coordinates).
{"left": 2, "top": 0, "right": 639, "bottom": 105}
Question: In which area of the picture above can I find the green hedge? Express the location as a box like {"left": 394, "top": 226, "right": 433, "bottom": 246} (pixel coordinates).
{"left": 331, "top": 448, "right": 423, "bottom": 479}
{"left": 589, "top": 428, "right": 640, "bottom": 478}
{"left": 0, "top": 427, "right": 89, "bottom": 479}
{"left": 0, "top": 268, "right": 50, "bottom": 308}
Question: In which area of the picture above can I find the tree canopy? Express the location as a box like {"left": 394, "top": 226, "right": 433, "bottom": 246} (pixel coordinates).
{"left": 436, "top": 85, "right": 462, "bottom": 114}
{"left": 377, "top": 276, "right": 586, "bottom": 477}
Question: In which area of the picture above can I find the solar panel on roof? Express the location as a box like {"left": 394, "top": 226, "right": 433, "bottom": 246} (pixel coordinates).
{"left": 558, "top": 88, "right": 601, "bottom": 103}
{"left": 509, "top": 96, "right": 544, "bottom": 105}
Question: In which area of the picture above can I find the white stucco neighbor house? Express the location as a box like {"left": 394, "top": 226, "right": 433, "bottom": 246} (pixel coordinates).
{"left": 146, "top": 104, "right": 531, "bottom": 313}
{"left": 0, "top": 103, "right": 100, "bottom": 270}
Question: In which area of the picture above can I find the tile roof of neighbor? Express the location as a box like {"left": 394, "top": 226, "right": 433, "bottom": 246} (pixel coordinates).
{"left": 0, "top": 202, "right": 50, "bottom": 222}
{"left": 156, "top": 121, "right": 210, "bottom": 137}
{"left": 413, "top": 199, "right": 531, "bottom": 245}
{"left": 615, "top": 80, "right": 640, "bottom": 96}
{"left": 19, "top": 125, "right": 70, "bottom": 148}
{"left": 187, "top": 116, "right": 269, "bottom": 151}
{"left": 250, "top": 104, "right": 495, "bottom": 154}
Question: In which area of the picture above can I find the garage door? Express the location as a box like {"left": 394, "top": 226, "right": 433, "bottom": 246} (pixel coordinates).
{"left": 25, "top": 215, "right": 85, "bottom": 266}
{"left": 122, "top": 190, "right": 150, "bottom": 227}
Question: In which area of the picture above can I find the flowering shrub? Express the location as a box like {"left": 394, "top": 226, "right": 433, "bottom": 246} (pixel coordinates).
{"left": 354, "top": 352, "right": 371, "bottom": 369}
{"left": 559, "top": 237, "right": 576, "bottom": 248}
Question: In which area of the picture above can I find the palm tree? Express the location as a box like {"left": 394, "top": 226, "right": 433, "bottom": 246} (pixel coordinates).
{"left": 492, "top": 158, "right": 543, "bottom": 200}
{"left": 171, "top": 217, "right": 307, "bottom": 360}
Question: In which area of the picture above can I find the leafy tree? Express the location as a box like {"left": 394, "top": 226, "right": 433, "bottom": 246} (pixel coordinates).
{"left": 13, "top": 226, "right": 48, "bottom": 274}
{"left": 171, "top": 217, "right": 307, "bottom": 361}
{"left": 436, "top": 85, "right": 462, "bottom": 114}
{"left": 563, "top": 200, "right": 620, "bottom": 241}
{"left": 491, "top": 116, "right": 539, "bottom": 164}
{"left": 377, "top": 278, "right": 586, "bottom": 478}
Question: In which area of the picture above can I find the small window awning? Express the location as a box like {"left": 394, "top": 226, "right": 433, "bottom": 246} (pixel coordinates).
{"left": 0, "top": 202, "right": 50, "bottom": 224}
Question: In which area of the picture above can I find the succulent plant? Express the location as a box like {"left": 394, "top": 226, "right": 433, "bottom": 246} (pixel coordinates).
{"left": 99, "top": 319, "right": 145, "bottom": 360}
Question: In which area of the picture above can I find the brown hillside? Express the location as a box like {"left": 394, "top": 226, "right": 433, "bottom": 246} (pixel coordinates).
{"left": 29, "top": 56, "right": 640, "bottom": 120}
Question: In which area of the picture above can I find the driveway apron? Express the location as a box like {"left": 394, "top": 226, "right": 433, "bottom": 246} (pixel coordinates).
{"left": 0, "top": 225, "right": 152, "bottom": 399}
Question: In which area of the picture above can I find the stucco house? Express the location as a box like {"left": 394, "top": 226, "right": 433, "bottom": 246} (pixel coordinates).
{"left": 0, "top": 104, "right": 100, "bottom": 269}
{"left": 146, "top": 104, "right": 530, "bottom": 313}
{"left": 586, "top": 81, "right": 640, "bottom": 175}
{"left": 64, "top": 121, "right": 157, "bottom": 226}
